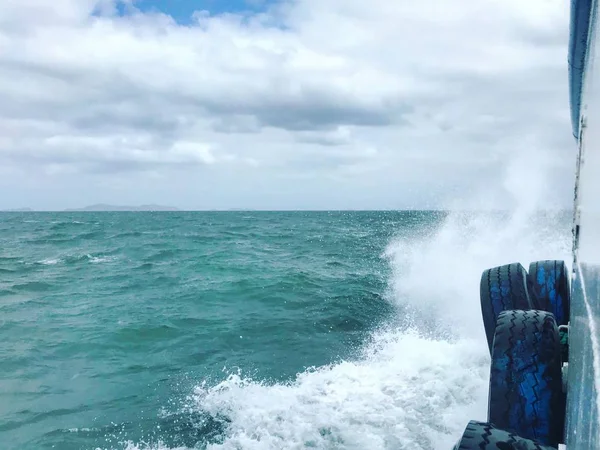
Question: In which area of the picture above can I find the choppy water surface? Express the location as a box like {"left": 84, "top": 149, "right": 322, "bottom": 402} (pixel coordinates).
{"left": 0, "top": 210, "right": 571, "bottom": 449}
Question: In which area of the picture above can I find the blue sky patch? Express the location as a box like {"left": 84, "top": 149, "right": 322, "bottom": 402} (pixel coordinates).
{"left": 129, "top": 0, "right": 276, "bottom": 23}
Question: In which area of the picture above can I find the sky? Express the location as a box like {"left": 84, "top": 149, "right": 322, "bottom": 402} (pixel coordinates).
{"left": 0, "top": 0, "right": 576, "bottom": 210}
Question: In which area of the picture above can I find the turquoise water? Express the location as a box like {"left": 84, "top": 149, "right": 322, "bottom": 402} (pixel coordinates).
{"left": 0, "top": 211, "right": 571, "bottom": 450}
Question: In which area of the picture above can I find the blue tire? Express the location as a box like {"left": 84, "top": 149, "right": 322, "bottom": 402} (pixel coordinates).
{"left": 453, "top": 421, "right": 556, "bottom": 449}
{"left": 528, "top": 260, "right": 570, "bottom": 326}
{"left": 488, "top": 310, "right": 564, "bottom": 447}
{"left": 480, "top": 263, "right": 535, "bottom": 353}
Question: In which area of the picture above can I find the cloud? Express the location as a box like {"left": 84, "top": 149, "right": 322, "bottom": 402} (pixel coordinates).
{"left": 0, "top": 0, "right": 574, "bottom": 209}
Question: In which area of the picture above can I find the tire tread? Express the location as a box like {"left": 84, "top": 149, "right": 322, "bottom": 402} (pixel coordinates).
{"left": 488, "top": 310, "right": 564, "bottom": 446}
{"left": 528, "top": 260, "right": 570, "bottom": 326}
{"left": 480, "top": 263, "right": 533, "bottom": 352}
{"left": 454, "top": 421, "right": 557, "bottom": 449}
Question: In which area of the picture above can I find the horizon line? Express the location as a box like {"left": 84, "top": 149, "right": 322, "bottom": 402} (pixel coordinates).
{"left": 0, "top": 208, "right": 575, "bottom": 213}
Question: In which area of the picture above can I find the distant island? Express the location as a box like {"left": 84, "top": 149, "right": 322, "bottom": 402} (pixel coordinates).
{"left": 2, "top": 207, "right": 34, "bottom": 212}
{"left": 0, "top": 205, "right": 266, "bottom": 212}
{"left": 2, "top": 204, "right": 181, "bottom": 212}
{"left": 64, "top": 204, "right": 181, "bottom": 212}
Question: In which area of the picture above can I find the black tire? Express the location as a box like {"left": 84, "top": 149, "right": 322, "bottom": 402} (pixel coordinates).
{"left": 488, "top": 310, "right": 564, "bottom": 447}
{"left": 480, "top": 263, "right": 535, "bottom": 353}
{"left": 528, "top": 260, "right": 570, "bottom": 326}
{"left": 453, "top": 421, "right": 556, "bottom": 449}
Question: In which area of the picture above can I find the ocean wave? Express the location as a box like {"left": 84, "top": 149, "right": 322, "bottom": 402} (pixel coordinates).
{"left": 1, "top": 204, "right": 572, "bottom": 449}
{"left": 38, "top": 258, "right": 61, "bottom": 266}
{"left": 34, "top": 254, "right": 119, "bottom": 266}
{"left": 11, "top": 281, "right": 54, "bottom": 293}
{"left": 122, "top": 205, "right": 570, "bottom": 450}
{"left": 89, "top": 255, "right": 118, "bottom": 264}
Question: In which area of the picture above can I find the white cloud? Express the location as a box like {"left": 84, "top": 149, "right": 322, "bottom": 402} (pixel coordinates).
{"left": 0, "top": 0, "right": 574, "bottom": 209}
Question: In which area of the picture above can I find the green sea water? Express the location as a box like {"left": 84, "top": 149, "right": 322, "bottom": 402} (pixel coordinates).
{"left": 0, "top": 210, "right": 571, "bottom": 450}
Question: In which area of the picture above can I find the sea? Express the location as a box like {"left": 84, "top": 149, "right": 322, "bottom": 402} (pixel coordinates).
{"left": 0, "top": 209, "right": 572, "bottom": 450}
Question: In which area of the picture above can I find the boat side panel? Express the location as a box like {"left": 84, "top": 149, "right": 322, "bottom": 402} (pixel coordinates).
{"left": 567, "top": 1, "right": 600, "bottom": 447}
{"left": 566, "top": 264, "right": 600, "bottom": 447}
{"left": 570, "top": 0, "right": 594, "bottom": 138}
